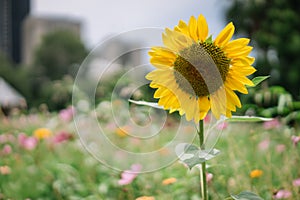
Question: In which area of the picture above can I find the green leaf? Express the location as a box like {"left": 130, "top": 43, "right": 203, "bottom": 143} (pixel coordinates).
{"left": 230, "top": 191, "right": 263, "bottom": 200}
{"left": 128, "top": 99, "right": 164, "bottom": 109}
{"left": 226, "top": 116, "right": 273, "bottom": 122}
{"left": 205, "top": 35, "right": 213, "bottom": 44}
{"left": 252, "top": 76, "right": 270, "bottom": 87}
{"left": 175, "top": 143, "right": 220, "bottom": 169}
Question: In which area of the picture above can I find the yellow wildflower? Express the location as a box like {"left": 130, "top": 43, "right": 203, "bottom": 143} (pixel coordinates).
{"left": 136, "top": 196, "right": 155, "bottom": 200}
{"left": 250, "top": 169, "right": 263, "bottom": 178}
{"left": 33, "top": 128, "right": 52, "bottom": 140}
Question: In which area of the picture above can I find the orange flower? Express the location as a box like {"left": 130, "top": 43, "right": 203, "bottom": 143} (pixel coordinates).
{"left": 33, "top": 128, "right": 52, "bottom": 140}
{"left": 136, "top": 196, "right": 155, "bottom": 200}
{"left": 0, "top": 165, "right": 11, "bottom": 175}
{"left": 158, "top": 147, "right": 170, "bottom": 156}
{"left": 250, "top": 169, "right": 263, "bottom": 178}
{"left": 115, "top": 126, "right": 130, "bottom": 137}
{"left": 162, "top": 177, "right": 177, "bottom": 185}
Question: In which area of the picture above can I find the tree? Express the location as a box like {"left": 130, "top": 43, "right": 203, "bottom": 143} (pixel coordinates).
{"left": 34, "top": 30, "right": 87, "bottom": 80}
{"left": 226, "top": 0, "right": 300, "bottom": 98}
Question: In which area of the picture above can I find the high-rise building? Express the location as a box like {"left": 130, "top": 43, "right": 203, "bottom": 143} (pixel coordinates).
{"left": 22, "top": 16, "right": 81, "bottom": 65}
{"left": 0, "top": 0, "right": 30, "bottom": 63}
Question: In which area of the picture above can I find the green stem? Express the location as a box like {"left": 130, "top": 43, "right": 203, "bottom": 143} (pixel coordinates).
{"left": 198, "top": 120, "right": 208, "bottom": 200}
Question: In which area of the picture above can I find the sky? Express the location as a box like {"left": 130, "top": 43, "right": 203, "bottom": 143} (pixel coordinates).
{"left": 31, "top": 0, "right": 231, "bottom": 48}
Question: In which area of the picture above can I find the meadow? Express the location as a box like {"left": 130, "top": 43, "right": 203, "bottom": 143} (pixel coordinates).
{"left": 0, "top": 101, "right": 299, "bottom": 200}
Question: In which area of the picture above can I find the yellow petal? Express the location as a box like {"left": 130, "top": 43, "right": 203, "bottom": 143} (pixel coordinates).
{"left": 245, "top": 56, "right": 255, "bottom": 65}
{"left": 168, "top": 96, "right": 180, "bottom": 111}
{"left": 159, "top": 93, "right": 175, "bottom": 109}
{"left": 226, "top": 46, "right": 253, "bottom": 58}
{"left": 225, "top": 74, "right": 249, "bottom": 94}
{"left": 150, "top": 62, "right": 173, "bottom": 69}
{"left": 156, "top": 84, "right": 181, "bottom": 111}
{"left": 164, "top": 29, "right": 183, "bottom": 50}
{"left": 224, "top": 86, "right": 238, "bottom": 111}
{"left": 210, "top": 88, "right": 227, "bottom": 119}
{"left": 154, "top": 86, "right": 170, "bottom": 98}
{"left": 149, "top": 47, "right": 177, "bottom": 60}
{"left": 170, "top": 29, "right": 194, "bottom": 49}
{"left": 197, "top": 14, "right": 209, "bottom": 42}
{"left": 226, "top": 109, "right": 233, "bottom": 118}
{"left": 223, "top": 38, "right": 250, "bottom": 52}
{"left": 162, "top": 31, "right": 179, "bottom": 52}
{"left": 214, "top": 22, "right": 235, "bottom": 47}
{"left": 174, "top": 20, "right": 189, "bottom": 36}
{"left": 230, "top": 71, "right": 254, "bottom": 86}
{"left": 188, "top": 16, "right": 198, "bottom": 41}
{"left": 146, "top": 69, "right": 174, "bottom": 85}
{"left": 149, "top": 82, "right": 159, "bottom": 88}
{"left": 216, "top": 88, "right": 227, "bottom": 114}
{"left": 210, "top": 93, "right": 221, "bottom": 119}
{"left": 187, "top": 96, "right": 197, "bottom": 121}
{"left": 231, "top": 56, "right": 255, "bottom": 65}
{"left": 150, "top": 57, "right": 175, "bottom": 68}
{"left": 225, "top": 86, "right": 242, "bottom": 108}
{"left": 178, "top": 90, "right": 195, "bottom": 121}
{"left": 198, "top": 96, "right": 210, "bottom": 120}
{"left": 231, "top": 65, "right": 256, "bottom": 76}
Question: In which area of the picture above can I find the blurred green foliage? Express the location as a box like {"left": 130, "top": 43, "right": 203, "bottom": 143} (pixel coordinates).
{"left": 0, "top": 31, "right": 87, "bottom": 111}
{"left": 237, "top": 85, "right": 300, "bottom": 126}
{"left": 34, "top": 30, "right": 87, "bottom": 81}
{"left": 226, "top": 0, "right": 300, "bottom": 98}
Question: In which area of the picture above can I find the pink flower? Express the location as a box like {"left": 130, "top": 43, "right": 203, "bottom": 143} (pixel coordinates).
{"left": 276, "top": 144, "right": 286, "bottom": 153}
{"left": 216, "top": 121, "right": 228, "bottom": 130}
{"left": 206, "top": 172, "right": 213, "bottom": 184}
{"left": 1, "top": 144, "right": 12, "bottom": 155}
{"left": 18, "top": 133, "right": 38, "bottom": 150}
{"left": 59, "top": 106, "right": 75, "bottom": 122}
{"left": 258, "top": 138, "right": 270, "bottom": 151}
{"left": 273, "top": 189, "right": 292, "bottom": 199}
{"left": 263, "top": 118, "right": 281, "bottom": 130}
{"left": 291, "top": 135, "right": 300, "bottom": 146}
{"left": 0, "top": 135, "right": 7, "bottom": 144}
{"left": 118, "top": 164, "right": 142, "bottom": 185}
{"left": 204, "top": 114, "right": 211, "bottom": 124}
{"left": 52, "top": 131, "right": 73, "bottom": 144}
{"left": 293, "top": 178, "right": 300, "bottom": 187}
{"left": 0, "top": 134, "right": 14, "bottom": 144}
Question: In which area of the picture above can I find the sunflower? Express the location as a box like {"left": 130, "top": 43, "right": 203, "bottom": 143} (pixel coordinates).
{"left": 146, "top": 14, "right": 256, "bottom": 122}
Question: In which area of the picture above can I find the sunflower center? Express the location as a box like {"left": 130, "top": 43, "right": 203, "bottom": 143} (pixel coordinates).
{"left": 173, "top": 42, "right": 230, "bottom": 97}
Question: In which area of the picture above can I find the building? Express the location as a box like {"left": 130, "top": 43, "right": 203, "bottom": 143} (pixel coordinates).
{"left": 0, "top": 0, "right": 30, "bottom": 63}
{"left": 22, "top": 15, "right": 81, "bottom": 65}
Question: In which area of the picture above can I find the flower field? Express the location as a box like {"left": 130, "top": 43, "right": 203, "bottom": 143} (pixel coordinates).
{"left": 0, "top": 103, "right": 299, "bottom": 199}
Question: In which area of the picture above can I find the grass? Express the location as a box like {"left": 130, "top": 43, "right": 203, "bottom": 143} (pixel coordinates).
{"left": 0, "top": 107, "right": 299, "bottom": 199}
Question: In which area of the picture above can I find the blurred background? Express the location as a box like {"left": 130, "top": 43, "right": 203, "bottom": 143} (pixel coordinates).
{"left": 1, "top": 1, "right": 300, "bottom": 199}
{"left": 0, "top": 0, "right": 300, "bottom": 120}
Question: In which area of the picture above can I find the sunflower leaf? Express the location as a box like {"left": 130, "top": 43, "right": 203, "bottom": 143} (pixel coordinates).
{"left": 175, "top": 143, "right": 220, "bottom": 169}
{"left": 128, "top": 99, "right": 164, "bottom": 109}
{"left": 230, "top": 191, "right": 263, "bottom": 200}
{"left": 205, "top": 35, "right": 213, "bottom": 44}
{"left": 227, "top": 116, "right": 272, "bottom": 122}
{"left": 252, "top": 76, "right": 270, "bottom": 87}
